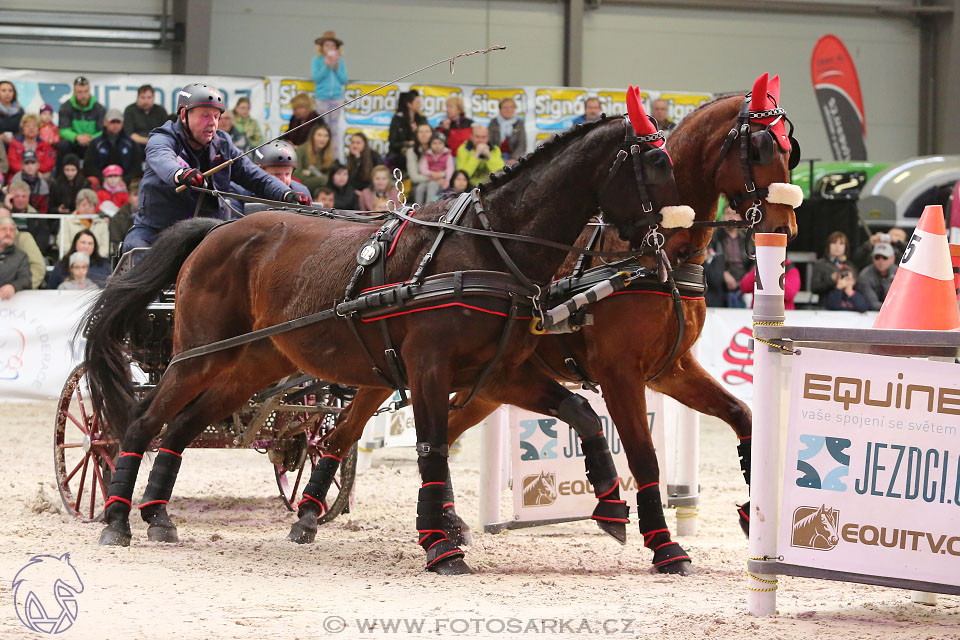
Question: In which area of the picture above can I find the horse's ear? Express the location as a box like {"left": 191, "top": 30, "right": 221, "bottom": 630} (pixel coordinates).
{"left": 769, "top": 74, "right": 781, "bottom": 103}
{"left": 750, "top": 73, "right": 769, "bottom": 111}
{"left": 625, "top": 86, "right": 647, "bottom": 136}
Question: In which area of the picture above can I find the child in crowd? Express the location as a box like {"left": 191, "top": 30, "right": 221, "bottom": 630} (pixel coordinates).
{"left": 314, "top": 186, "right": 336, "bottom": 209}
{"left": 357, "top": 165, "right": 399, "bottom": 211}
{"left": 96, "top": 164, "right": 130, "bottom": 213}
{"left": 49, "top": 154, "right": 90, "bottom": 214}
{"left": 824, "top": 268, "right": 869, "bottom": 312}
{"left": 438, "top": 170, "right": 470, "bottom": 198}
{"left": 329, "top": 163, "right": 358, "bottom": 210}
{"left": 417, "top": 132, "right": 453, "bottom": 204}
{"left": 38, "top": 104, "right": 60, "bottom": 145}
{"left": 57, "top": 251, "right": 99, "bottom": 291}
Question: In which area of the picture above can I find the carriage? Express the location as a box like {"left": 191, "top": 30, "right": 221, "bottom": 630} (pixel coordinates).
{"left": 54, "top": 249, "right": 359, "bottom": 523}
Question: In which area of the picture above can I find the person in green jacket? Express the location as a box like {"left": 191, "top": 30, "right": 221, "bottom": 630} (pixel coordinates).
{"left": 455, "top": 124, "right": 505, "bottom": 188}
{"left": 56, "top": 76, "right": 105, "bottom": 172}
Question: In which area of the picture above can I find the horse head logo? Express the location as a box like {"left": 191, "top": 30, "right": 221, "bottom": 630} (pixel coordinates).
{"left": 0, "top": 327, "right": 26, "bottom": 381}
{"left": 522, "top": 471, "right": 558, "bottom": 507}
{"left": 791, "top": 505, "right": 840, "bottom": 551}
{"left": 12, "top": 553, "right": 84, "bottom": 634}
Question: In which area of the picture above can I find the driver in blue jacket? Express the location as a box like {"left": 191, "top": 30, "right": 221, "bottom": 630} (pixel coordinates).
{"left": 123, "top": 83, "right": 311, "bottom": 250}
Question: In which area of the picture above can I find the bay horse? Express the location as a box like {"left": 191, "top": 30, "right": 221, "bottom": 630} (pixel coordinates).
{"left": 303, "top": 73, "right": 802, "bottom": 574}
{"left": 82, "top": 91, "right": 692, "bottom": 575}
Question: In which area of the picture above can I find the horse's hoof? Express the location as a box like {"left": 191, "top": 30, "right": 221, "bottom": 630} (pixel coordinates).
{"left": 428, "top": 557, "right": 475, "bottom": 575}
{"left": 738, "top": 501, "right": 750, "bottom": 538}
{"left": 288, "top": 520, "right": 317, "bottom": 544}
{"left": 657, "top": 559, "right": 695, "bottom": 576}
{"left": 595, "top": 520, "right": 627, "bottom": 545}
{"left": 147, "top": 524, "right": 179, "bottom": 543}
{"left": 99, "top": 526, "right": 131, "bottom": 547}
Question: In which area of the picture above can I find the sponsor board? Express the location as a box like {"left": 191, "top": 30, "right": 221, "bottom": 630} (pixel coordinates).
{"left": 596, "top": 89, "right": 633, "bottom": 117}
{"left": 410, "top": 85, "right": 464, "bottom": 128}
{"left": 342, "top": 83, "right": 399, "bottom": 127}
{"left": 533, "top": 88, "right": 588, "bottom": 131}
{"left": 274, "top": 78, "right": 316, "bottom": 122}
{"left": 510, "top": 388, "right": 666, "bottom": 521}
{"left": 779, "top": 348, "right": 960, "bottom": 586}
{"left": 468, "top": 87, "right": 528, "bottom": 125}
{"left": 655, "top": 92, "right": 713, "bottom": 126}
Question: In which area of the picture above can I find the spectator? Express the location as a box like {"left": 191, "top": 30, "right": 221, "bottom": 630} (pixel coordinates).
{"left": 4, "top": 182, "right": 51, "bottom": 257}
{"left": 47, "top": 228, "right": 110, "bottom": 289}
{"left": 406, "top": 123, "right": 433, "bottom": 203}
{"left": 49, "top": 154, "right": 91, "bottom": 214}
{"left": 38, "top": 104, "right": 60, "bottom": 146}
{"left": 8, "top": 114, "right": 56, "bottom": 181}
{"left": 704, "top": 209, "right": 754, "bottom": 307}
{"left": 650, "top": 99, "right": 677, "bottom": 134}
{"left": 346, "top": 132, "right": 382, "bottom": 191}
{"left": 456, "top": 125, "right": 505, "bottom": 188}
{"left": 11, "top": 151, "right": 50, "bottom": 213}
{"left": 0, "top": 134, "right": 7, "bottom": 177}
{"left": 417, "top": 132, "right": 453, "bottom": 204}
{"left": 62, "top": 189, "right": 109, "bottom": 258}
{"left": 0, "top": 205, "right": 45, "bottom": 289}
{"left": 0, "top": 81, "right": 24, "bottom": 144}
{"left": 57, "top": 76, "right": 106, "bottom": 171}
{"left": 810, "top": 231, "right": 850, "bottom": 302}
{"left": 358, "top": 165, "right": 399, "bottom": 211}
{"left": 329, "top": 163, "right": 358, "bottom": 209}
{"left": 294, "top": 122, "right": 335, "bottom": 194}
{"left": 0, "top": 215, "right": 31, "bottom": 298}
{"left": 57, "top": 251, "right": 99, "bottom": 291}
{"left": 312, "top": 31, "right": 348, "bottom": 158}
{"left": 435, "top": 96, "right": 473, "bottom": 154}
{"left": 825, "top": 267, "right": 869, "bottom": 312}
{"left": 573, "top": 97, "right": 602, "bottom": 125}
{"left": 387, "top": 90, "right": 428, "bottom": 173}
{"left": 85, "top": 108, "right": 139, "bottom": 182}
{"left": 286, "top": 93, "right": 320, "bottom": 147}
{"left": 315, "top": 186, "right": 335, "bottom": 209}
{"left": 487, "top": 98, "right": 527, "bottom": 165}
{"left": 96, "top": 164, "right": 130, "bottom": 213}
{"left": 438, "top": 169, "right": 470, "bottom": 198}
{"left": 232, "top": 97, "right": 263, "bottom": 150}
{"left": 217, "top": 109, "right": 248, "bottom": 151}
{"left": 740, "top": 260, "right": 800, "bottom": 309}
{"left": 123, "top": 84, "right": 167, "bottom": 150}
{"left": 851, "top": 227, "right": 908, "bottom": 271}
{"left": 857, "top": 242, "right": 898, "bottom": 310}
{"left": 109, "top": 178, "right": 137, "bottom": 251}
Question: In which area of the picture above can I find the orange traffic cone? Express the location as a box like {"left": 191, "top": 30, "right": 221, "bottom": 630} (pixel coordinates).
{"left": 951, "top": 244, "right": 960, "bottom": 302}
{"left": 874, "top": 205, "right": 960, "bottom": 330}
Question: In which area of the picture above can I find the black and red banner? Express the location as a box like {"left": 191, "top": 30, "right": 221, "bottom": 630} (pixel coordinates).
{"left": 811, "top": 35, "right": 867, "bottom": 161}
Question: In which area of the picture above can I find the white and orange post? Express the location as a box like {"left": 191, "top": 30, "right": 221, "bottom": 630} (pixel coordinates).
{"left": 747, "top": 233, "right": 788, "bottom": 616}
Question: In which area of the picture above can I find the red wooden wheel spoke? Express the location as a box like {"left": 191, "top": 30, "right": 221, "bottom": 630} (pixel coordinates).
{"left": 65, "top": 455, "right": 87, "bottom": 483}
{"left": 59, "top": 442, "right": 85, "bottom": 449}
{"left": 75, "top": 384, "right": 89, "bottom": 429}
{"left": 91, "top": 458, "right": 106, "bottom": 519}
{"left": 62, "top": 409, "right": 89, "bottom": 435}
{"left": 76, "top": 454, "right": 91, "bottom": 512}
{"left": 103, "top": 453, "right": 116, "bottom": 473}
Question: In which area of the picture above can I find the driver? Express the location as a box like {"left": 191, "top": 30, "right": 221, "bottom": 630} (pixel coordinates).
{"left": 124, "top": 83, "right": 310, "bottom": 250}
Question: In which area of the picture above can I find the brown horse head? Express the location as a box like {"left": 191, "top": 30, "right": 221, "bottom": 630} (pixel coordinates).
{"left": 667, "top": 72, "right": 801, "bottom": 244}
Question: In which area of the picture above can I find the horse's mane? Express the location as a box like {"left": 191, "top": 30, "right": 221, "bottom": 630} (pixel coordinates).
{"left": 793, "top": 506, "right": 829, "bottom": 530}
{"left": 481, "top": 116, "right": 618, "bottom": 191}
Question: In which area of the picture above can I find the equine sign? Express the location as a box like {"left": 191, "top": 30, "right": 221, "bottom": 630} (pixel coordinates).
{"left": 779, "top": 348, "right": 960, "bottom": 586}
{"left": 12, "top": 553, "right": 84, "bottom": 634}
{"left": 509, "top": 389, "right": 667, "bottom": 522}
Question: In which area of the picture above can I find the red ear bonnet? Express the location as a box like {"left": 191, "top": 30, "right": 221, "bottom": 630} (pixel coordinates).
{"left": 625, "top": 86, "right": 665, "bottom": 150}
{"left": 749, "top": 72, "right": 790, "bottom": 151}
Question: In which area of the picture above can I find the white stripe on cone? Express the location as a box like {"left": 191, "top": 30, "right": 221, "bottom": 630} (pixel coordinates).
{"left": 900, "top": 228, "right": 954, "bottom": 281}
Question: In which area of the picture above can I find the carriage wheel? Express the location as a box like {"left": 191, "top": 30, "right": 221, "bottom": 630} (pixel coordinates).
{"left": 274, "top": 391, "right": 358, "bottom": 525}
{"left": 54, "top": 364, "right": 119, "bottom": 522}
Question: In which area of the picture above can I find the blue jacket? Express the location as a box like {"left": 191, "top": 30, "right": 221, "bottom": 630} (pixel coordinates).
{"left": 312, "top": 57, "right": 348, "bottom": 101}
{"left": 134, "top": 120, "right": 288, "bottom": 229}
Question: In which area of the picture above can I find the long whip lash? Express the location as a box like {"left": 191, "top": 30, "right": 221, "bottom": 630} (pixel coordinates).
{"left": 175, "top": 45, "right": 506, "bottom": 192}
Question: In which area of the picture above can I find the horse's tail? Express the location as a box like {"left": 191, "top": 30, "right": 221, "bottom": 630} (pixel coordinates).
{"left": 81, "top": 218, "right": 223, "bottom": 440}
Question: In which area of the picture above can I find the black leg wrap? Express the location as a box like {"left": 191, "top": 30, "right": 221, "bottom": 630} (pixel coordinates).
{"left": 738, "top": 500, "right": 750, "bottom": 538}
{"left": 416, "top": 448, "right": 468, "bottom": 573}
{"left": 99, "top": 453, "right": 142, "bottom": 547}
{"left": 636, "top": 485, "right": 691, "bottom": 573}
{"left": 298, "top": 455, "right": 341, "bottom": 517}
{"left": 138, "top": 450, "right": 182, "bottom": 542}
{"left": 737, "top": 439, "right": 751, "bottom": 486}
{"left": 441, "top": 472, "right": 472, "bottom": 546}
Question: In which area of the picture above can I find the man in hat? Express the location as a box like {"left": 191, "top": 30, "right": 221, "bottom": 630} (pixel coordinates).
{"left": 85, "top": 108, "right": 140, "bottom": 182}
{"left": 240, "top": 140, "right": 312, "bottom": 215}
{"left": 312, "top": 30, "right": 348, "bottom": 160}
{"left": 857, "top": 242, "right": 898, "bottom": 310}
{"left": 9, "top": 151, "right": 49, "bottom": 213}
{"left": 123, "top": 84, "right": 168, "bottom": 150}
{"left": 57, "top": 76, "right": 106, "bottom": 171}
{"left": 124, "top": 82, "right": 308, "bottom": 251}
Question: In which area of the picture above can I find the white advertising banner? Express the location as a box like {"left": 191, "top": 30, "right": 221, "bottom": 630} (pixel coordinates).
{"left": 0, "top": 292, "right": 93, "bottom": 401}
{"left": 508, "top": 388, "right": 667, "bottom": 522}
{"left": 778, "top": 348, "right": 960, "bottom": 586}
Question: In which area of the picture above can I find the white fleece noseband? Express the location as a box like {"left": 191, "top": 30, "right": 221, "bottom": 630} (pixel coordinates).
{"left": 659, "top": 205, "right": 696, "bottom": 229}
{"left": 765, "top": 182, "right": 803, "bottom": 208}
